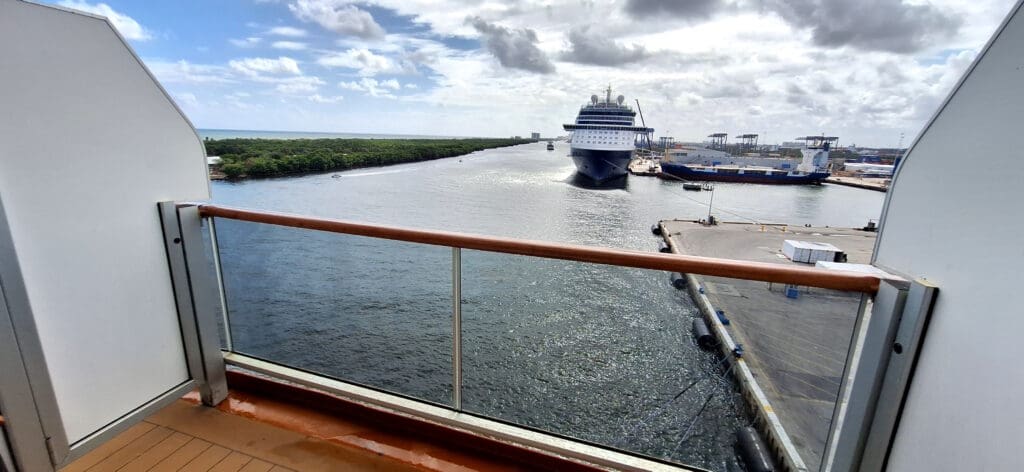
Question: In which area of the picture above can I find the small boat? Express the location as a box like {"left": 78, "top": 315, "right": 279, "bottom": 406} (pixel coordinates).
{"left": 683, "top": 182, "right": 702, "bottom": 191}
{"left": 546, "top": 141, "right": 555, "bottom": 151}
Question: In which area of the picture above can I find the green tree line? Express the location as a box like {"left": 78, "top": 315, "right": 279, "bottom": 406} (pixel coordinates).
{"left": 205, "top": 137, "right": 528, "bottom": 179}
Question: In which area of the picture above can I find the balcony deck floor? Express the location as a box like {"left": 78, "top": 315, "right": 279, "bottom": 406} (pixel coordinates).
{"left": 60, "top": 399, "right": 418, "bottom": 472}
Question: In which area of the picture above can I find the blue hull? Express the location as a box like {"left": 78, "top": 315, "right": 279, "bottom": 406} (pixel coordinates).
{"left": 660, "top": 163, "right": 829, "bottom": 185}
{"left": 570, "top": 148, "right": 632, "bottom": 182}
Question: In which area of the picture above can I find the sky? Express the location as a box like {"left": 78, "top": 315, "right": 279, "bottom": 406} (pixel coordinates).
{"left": 48, "top": 0, "right": 1016, "bottom": 147}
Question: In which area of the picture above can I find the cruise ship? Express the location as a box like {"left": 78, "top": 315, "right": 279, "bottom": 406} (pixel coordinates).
{"left": 660, "top": 136, "right": 836, "bottom": 185}
{"left": 563, "top": 87, "right": 654, "bottom": 182}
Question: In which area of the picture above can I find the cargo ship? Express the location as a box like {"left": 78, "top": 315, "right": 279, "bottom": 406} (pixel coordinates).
{"left": 563, "top": 87, "right": 654, "bottom": 182}
{"left": 660, "top": 136, "right": 836, "bottom": 185}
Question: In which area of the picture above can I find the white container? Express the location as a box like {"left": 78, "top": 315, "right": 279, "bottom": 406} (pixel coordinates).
{"left": 782, "top": 240, "right": 801, "bottom": 261}
{"left": 783, "top": 240, "right": 841, "bottom": 263}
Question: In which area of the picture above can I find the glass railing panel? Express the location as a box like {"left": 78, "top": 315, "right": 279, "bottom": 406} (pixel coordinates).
{"left": 460, "top": 250, "right": 749, "bottom": 470}
{"left": 686, "top": 273, "right": 867, "bottom": 472}
{"left": 212, "top": 218, "right": 453, "bottom": 406}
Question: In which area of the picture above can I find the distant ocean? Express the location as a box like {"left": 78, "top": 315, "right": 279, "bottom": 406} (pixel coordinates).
{"left": 197, "top": 128, "right": 478, "bottom": 140}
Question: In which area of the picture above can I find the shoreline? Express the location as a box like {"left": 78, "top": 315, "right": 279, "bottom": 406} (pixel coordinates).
{"left": 205, "top": 137, "right": 530, "bottom": 181}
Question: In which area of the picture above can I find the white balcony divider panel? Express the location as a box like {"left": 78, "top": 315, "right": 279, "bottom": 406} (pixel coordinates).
{"left": 873, "top": 1, "right": 1024, "bottom": 470}
{"left": 0, "top": 1, "right": 209, "bottom": 445}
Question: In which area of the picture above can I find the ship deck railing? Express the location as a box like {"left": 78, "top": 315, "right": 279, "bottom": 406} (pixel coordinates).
{"left": 155, "top": 202, "right": 923, "bottom": 472}
{"left": 194, "top": 204, "right": 879, "bottom": 293}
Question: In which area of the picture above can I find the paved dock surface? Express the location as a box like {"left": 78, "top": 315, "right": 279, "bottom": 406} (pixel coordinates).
{"left": 662, "top": 221, "right": 877, "bottom": 470}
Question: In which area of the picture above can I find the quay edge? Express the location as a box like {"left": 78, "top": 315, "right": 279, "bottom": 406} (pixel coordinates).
{"left": 657, "top": 220, "right": 809, "bottom": 472}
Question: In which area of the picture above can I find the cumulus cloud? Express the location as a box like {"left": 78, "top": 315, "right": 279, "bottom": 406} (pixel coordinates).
{"left": 468, "top": 17, "right": 555, "bottom": 74}
{"left": 338, "top": 77, "right": 401, "bottom": 97}
{"left": 173, "top": 92, "right": 198, "bottom": 107}
{"left": 267, "top": 26, "right": 307, "bottom": 37}
{"left": 272, "top": 41, "right": 308, "bottom": 50}
{"left": 317, "top": 48, "right": 417, "bottom": 76}
{"left": 275, "top": 76, "right": 325, "bottom": 93}
{"left": 623, "top": 0, "right": 727, "bottom": 20}
{"left": 817, "top": 80, "right": 839, "bottom": 94}
{"left": 229, "top": 57, "right": 302, "bottom": 76}
{"left": 308, "top": 94, "right": 345, "bottom": 103}
{"left": 289, "top": 0, "right": 385, "bottom": 39}
{"left": 148, "top": 60, "right": 235, "bottom": 84}
{"left": 701, "top": 80, "right": 763, "bottom": 99}
{"left": 785, "top": 81, "right": 828, "bottom": 112}
{"left": 786, "top": 82, "right": 807, "bottom": 97}
{"left": 229, "top": 37, "right": 262, "bottom": 47}
{"left": 763, "top": 0, "right": 962, "bottom": 53}
{"left": 58, "top": 0, "right": 151, "bottom": 40}
{"left": 132, "top": 0, "right": 997, "bottom": 145}
{"left": 561, "top": 26, "right": 649, "bottom": 66}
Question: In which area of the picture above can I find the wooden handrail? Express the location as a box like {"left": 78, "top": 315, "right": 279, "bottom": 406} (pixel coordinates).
{"left": 197, "top": 204, "right": 880, "bottom": 294}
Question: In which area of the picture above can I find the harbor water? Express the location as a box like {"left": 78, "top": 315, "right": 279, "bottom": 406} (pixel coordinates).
{"left": 210, "top": 141, "right": 884, "bottom": 470}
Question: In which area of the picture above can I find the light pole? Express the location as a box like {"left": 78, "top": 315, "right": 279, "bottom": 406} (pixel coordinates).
{"left": 706, "top": 183, "right": 716, "bottom": 224}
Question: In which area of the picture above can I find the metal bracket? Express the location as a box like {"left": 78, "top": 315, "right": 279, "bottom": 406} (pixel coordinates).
{"left": 159, "top": 202, "right": 228, "bottom": 406}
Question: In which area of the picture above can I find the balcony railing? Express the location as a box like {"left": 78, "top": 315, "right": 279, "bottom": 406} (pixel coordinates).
{"left": 197, "top": 204, "right": 880, "bottom": 293}
{"left": 162, "top": 202, "right": 923, "bottom": 472}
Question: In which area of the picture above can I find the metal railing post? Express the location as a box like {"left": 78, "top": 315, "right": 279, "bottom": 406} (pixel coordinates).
{"left": 452, "top": 247, "right": 463, "bottom": 411}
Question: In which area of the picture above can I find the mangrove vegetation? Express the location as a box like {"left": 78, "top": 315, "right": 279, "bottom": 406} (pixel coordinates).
{"left": 204, "top": 137, "right": 528, "bottom": 179}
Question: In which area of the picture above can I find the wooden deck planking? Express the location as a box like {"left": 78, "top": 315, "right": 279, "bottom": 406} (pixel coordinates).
{"left": 59, "top": 423, "right": 157, "bottom": 472}
{"left": 207, "top": 451, "right": 253, "bottom": 472}
{"left": 179, "top": 445, "right": 231, "bottom": 471}
{"left": 118, "top": 432, "right": 192, "bottom": 472}
{"left": 237, "top": 459, "right": 276, "bottom": 472}
{"left": 86, "top": 426, "right": 173, "bottom": 471}
{"left": 147, "top": 438, "right": 212, "bottom": 472}
{"left": 61, "top": 399, "right": 410, "bottom": 472}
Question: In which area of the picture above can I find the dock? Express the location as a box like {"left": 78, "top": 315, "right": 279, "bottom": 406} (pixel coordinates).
{"left": 659, "top": 221, "right": 878, "bottom": 471}
{"left": 628, "top": 158, "right": 660, "bottom": 176}
{"left": 824, "top": 176, "right": 889, "bottom": 192}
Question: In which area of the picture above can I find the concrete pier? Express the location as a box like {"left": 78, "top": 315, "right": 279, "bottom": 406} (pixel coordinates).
{"left": 660, "top": 221, "right": 878, "bottom": 471}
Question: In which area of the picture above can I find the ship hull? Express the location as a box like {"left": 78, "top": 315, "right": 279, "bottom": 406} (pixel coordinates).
{"left": 570, "top": 148, "right": 633, "bottom": 182}
{"left": 660, "top": 163, "right": 829, "bottom": 185}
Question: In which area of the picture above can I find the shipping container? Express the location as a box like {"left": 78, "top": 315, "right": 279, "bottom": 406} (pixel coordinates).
{"left": 783, "top": 240, "right": 841, "bottom": 264}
